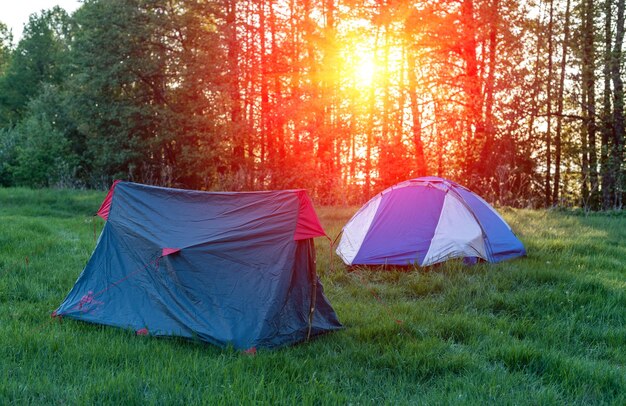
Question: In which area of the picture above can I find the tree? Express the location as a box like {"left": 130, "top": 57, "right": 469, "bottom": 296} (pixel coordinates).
{"left": 552, "top": 0, "right": 572, "bottom": 205}
{"left": 544, "top": 0, "right": 555, "bottom": 207}
{"left": 11, "top": 85, "right": 79, "bottom": 187}
{"left": 0, "top": 22, "right": 12, "bottom": 75}
{"left": 68, "top": 0, "right": 226, "bottom": 188}
{"left": 1, "top": 0, "right": 621, "bottom": 210}
{"left": 610, "top": 0, "right": 626, "bottom": 208}
{"left": 0, "top": 7, "right": 71, "bottom": 127}
{"left": 580, "top": 0, "right": 599, "bottom": 209}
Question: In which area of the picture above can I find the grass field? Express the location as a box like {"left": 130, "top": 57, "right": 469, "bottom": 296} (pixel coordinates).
{"left": 1, "top": 187, "right": 625, "bottom": 404}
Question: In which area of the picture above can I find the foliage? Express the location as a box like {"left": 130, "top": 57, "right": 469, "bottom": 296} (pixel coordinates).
{"left": 0, "top": 1, "right": 624, "bottom": 208}
{"left": 10, "top": 85, "right": 80, "bottom": 187}
{"left": 67, "top": 0, "right": 228, "bottom": 188}
{"left": 0, "top": 127, "right": 18, "bottom": 186}
{"left": 1, "top": 188, "right": 625, "bottom": 403}
{"left": 0, "top": 7, "right": 70, "bottom": 127}
{"left": 0, "top": 22, "right": 12, "bottom": 76}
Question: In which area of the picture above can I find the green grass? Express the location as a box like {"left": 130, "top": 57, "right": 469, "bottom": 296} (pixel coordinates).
{"left": 1, "top": 187, "right": 625, "bottom": 404}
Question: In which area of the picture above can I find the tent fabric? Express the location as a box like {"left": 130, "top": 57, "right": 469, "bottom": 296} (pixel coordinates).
{"left": 95, "top": 179, "right": 121, "bottom": 220}
{"left": 293, "top": 190, "right": 328, "bottom": 241}
{"left": 336, "top": 177, "right": 526, "bottom": 267}
{"left": 56, "top": 182, "right": 341, "bottom": 349}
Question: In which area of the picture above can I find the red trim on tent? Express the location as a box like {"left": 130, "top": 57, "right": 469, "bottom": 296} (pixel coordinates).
{"left": 294, "top": 190, "right": 326, "bottom": 240}
{"left": 136, "top": 328, "right": 149, "bottom": 336}
{"left": 96, "top": 180, "right": 122, "bottom": 220}
{"left": 161, "top": 247, "right": 181, "bottom": 257}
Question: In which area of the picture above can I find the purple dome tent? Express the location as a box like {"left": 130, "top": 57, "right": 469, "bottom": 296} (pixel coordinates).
{"left": 336, "top": 177, "right": 525, "bottom": 267}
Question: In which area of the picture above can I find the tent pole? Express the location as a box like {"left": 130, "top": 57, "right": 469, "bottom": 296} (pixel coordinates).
{"left": 307, "top": 240, "right": 318, "bottom": 342}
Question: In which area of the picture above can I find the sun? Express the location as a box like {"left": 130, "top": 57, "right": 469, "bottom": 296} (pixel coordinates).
{"left": 354, "top": 58, "right": 377, "bottom": 86}
{"left": 341, "top": 38, "right": 379, "bottom": 89}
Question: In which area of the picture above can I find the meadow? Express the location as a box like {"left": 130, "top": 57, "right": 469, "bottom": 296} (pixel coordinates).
{"left": 1, "top": 187, "right": 625, "bottom": 404}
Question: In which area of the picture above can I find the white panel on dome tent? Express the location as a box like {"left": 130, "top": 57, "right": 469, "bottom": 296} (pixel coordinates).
{"left": 336, "top": 194, "right": 382, "bottom": 265}
{"left": 422, "top": 193, "right": 487, "bottom": 266}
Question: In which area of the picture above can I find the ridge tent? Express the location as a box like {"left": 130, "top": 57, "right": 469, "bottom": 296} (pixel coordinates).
{"left": 55, "top": 181, "right": 342, "bottom": 349}
{"left": 336, "top": 177, "right": 526, "bottom": 267}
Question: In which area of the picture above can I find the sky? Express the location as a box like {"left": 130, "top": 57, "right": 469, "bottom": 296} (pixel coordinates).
{"left": 2, "top": 0, "right": 82, "bottom": 42}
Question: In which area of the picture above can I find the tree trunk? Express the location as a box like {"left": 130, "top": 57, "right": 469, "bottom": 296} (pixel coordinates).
{"left": 317, "top": 0, "right": 337, "bottom": 203}
{"left": 407, "top": 49, "right": 427, "bottom": 176}
{"left": 303, "top": 0, "right": 318, "bottom": 187}
{"left": 364, "top": 25, "right": 380, "bottom": 198}
{"left": 243, "top": 0, "right": 256, "bottom": 188}
{"left": 380, "top": 21, "right": 391, "bottom": 187}
{"left": 581, "top": 81, "right": 590, "bottom": 206}
{"left": 544, "top": 0, "right": 554, "bottom": 207}
{"left": 226, "top": 0, "right": 244, "bottom": 174}
{"left": 478, "top": 0, "right": 498, "bottom": 185}
{"left": 460, "top": 0, "right": 483, "bottom": 184}
{"left": 259, "top": 0, "right": 268, "bottom": 186}
{"left": 584, "top": 0, "right": 598, "bottom": 209}
{"left": 611, "top": 0, "right": 626, "bottom": 208}
{"left": 601, "top": 0, "right": 613, "bottom": 209}
{"left": 552, "top": 0, "right": 571, "bottom": 205}
{"left": 527, "top": 1, "right": 545, "bottom": 190}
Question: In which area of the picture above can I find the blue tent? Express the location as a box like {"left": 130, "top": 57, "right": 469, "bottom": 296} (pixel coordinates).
{"left": 336, "top": 177, "right": 526, "bottom": 266}
{"left": 55, "top": 181, "right": 342, "bottom": 349}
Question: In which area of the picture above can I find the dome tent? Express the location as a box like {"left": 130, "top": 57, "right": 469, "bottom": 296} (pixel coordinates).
{"left": 55, "top": 181, "right": 342, "bottom": 350}
{"left": 336, "top": 177, "right": 525, "bottom": 267}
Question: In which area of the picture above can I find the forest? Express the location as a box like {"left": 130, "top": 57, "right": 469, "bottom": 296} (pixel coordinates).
{"left": 0, "top": 0, "right": 624, "bottom": 209}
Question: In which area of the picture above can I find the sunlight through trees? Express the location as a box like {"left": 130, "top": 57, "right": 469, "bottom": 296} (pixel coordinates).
{"left": 0, "top": 0, "right": 625, "bottom": 209}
